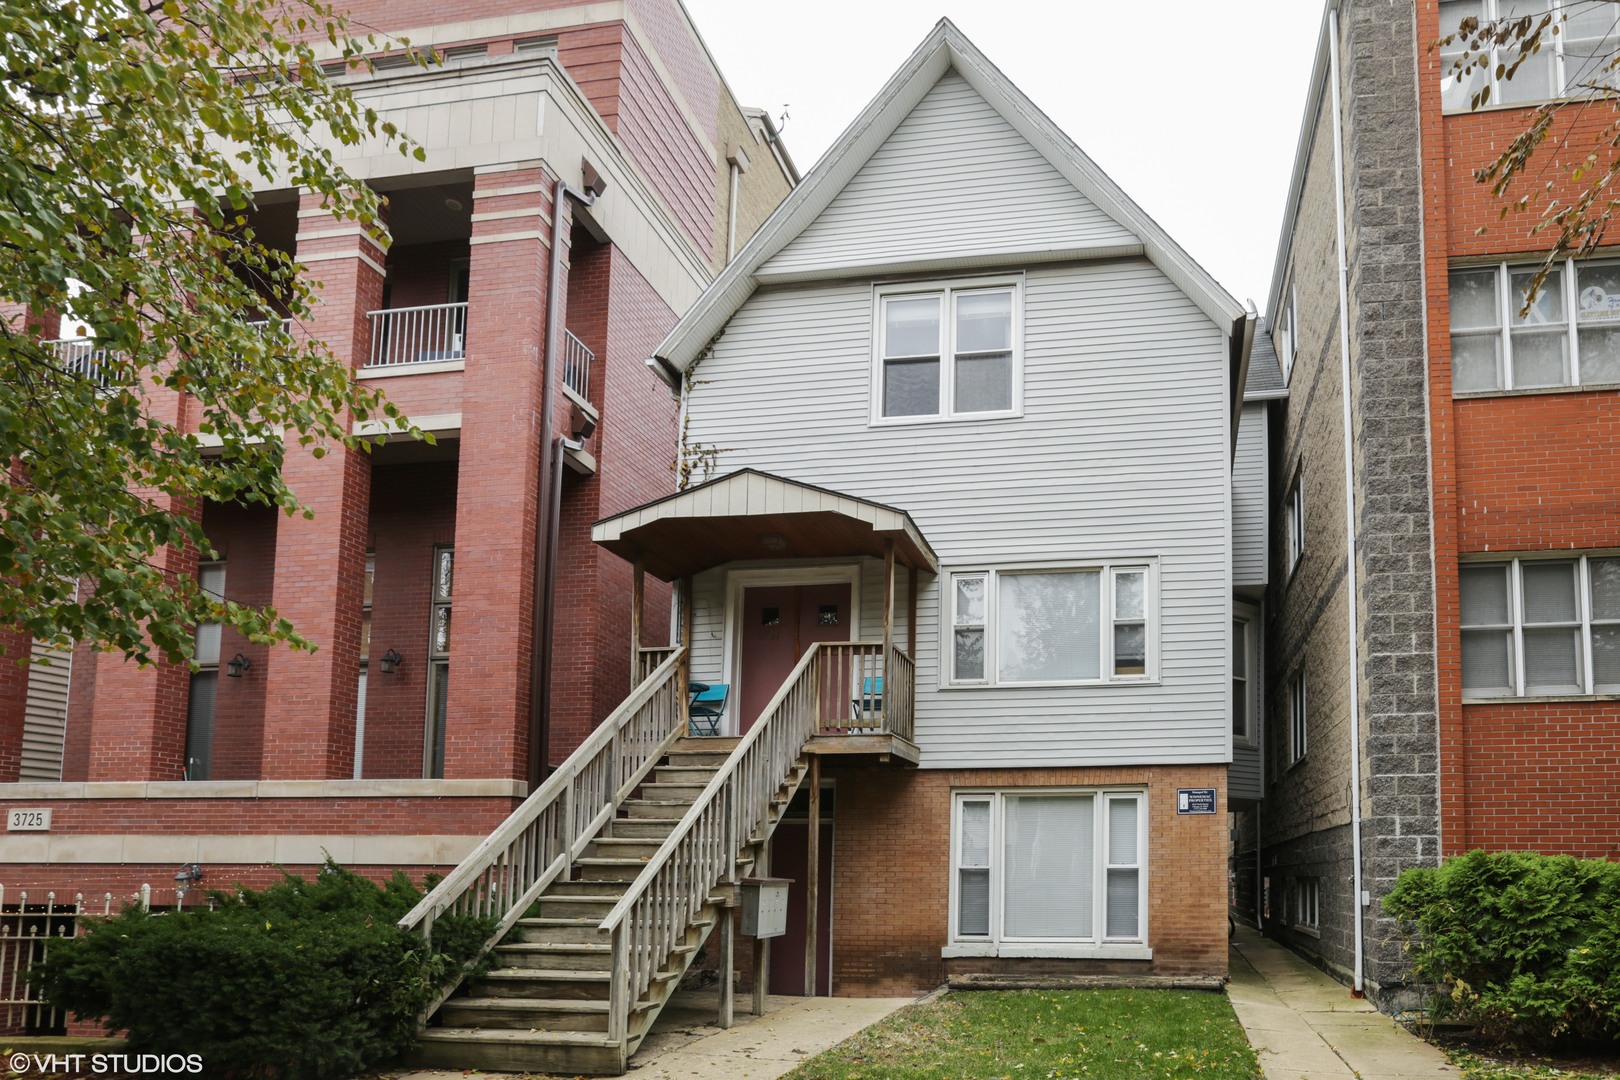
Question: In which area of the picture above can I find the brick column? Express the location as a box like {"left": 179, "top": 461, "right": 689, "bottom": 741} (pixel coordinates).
{"left": 0, "top": 627, "right": 31, "bottom": 783}
{"left": 257, "top": 193, "right": 382, "bottom": 779}
{"left": 445, "top": 166, "right": 558, "bottom": 779}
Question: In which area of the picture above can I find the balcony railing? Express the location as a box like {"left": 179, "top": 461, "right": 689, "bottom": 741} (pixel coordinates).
{"left": 562, "top": 328, "right": 593, "bottom": 401}
{"left": 43, "top": 339, "right": 115, "bottom": 387}
{"left": 245, "top": 317, "right": 294, "bottom": 337}
{"left": 365, "top": 302, "right": 467, "bottom": 368}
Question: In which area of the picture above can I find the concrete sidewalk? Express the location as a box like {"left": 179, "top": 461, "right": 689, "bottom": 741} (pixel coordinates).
{"left": 385, "top": 990, "right": 913, "bottom": 1080}
{"left": 1228, "top": 926, "right": 1456, "bottom": 1080}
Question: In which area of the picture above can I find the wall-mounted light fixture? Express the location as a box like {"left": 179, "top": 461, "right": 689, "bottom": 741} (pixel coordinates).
{"left": 379, "top": 648, "right": 404, "bottom": 675}
{"left": 225, "top": 653, "right": 252, "bottom": 678}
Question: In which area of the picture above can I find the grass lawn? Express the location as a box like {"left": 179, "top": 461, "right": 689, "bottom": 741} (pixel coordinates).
{"left": 783, "top": 989, "right": 1262, "bottom": 1080}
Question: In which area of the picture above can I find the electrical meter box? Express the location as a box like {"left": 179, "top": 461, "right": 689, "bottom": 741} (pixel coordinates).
{"left": 740, "top": 877, "right": 792, "bottom": 939}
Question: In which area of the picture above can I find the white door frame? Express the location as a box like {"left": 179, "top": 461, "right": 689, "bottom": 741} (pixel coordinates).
{"left": 720, "top": 563, "right": 863, "bottom": 736}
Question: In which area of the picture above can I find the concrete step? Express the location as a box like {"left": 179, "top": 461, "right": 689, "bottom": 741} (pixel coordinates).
{"left": 410, "top": 1028, "right": 624, "bottom": 1075}
{"left": 466, "top": 967, "right": 613, "bottom": 1002}
{"left": 493, "top": 941, "right": 613, "bottom": 971}
{"left": 509, "top": 917, "right": 607, "bottom": 945}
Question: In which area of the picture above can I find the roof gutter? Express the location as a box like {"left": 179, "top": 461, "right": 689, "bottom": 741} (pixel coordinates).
{"left": 1327, "top": 3, "right": 1368, "bottom": 997}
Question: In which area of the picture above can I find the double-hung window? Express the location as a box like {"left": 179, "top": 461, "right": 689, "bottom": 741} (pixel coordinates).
{"left": 1285, "top": 474, "right": 1305, "bottom": 575}
{"left": 1451, "top": 260, "right": 1620, "bottom": 391}
{"left": 1276, "top": 282, "right": 1298, "bottom": 382}
{"left": 1439, "top": 0, "right": 1620, "bottom": 112}
{"left": 947, "top": 563, "right": 1154, "bottom": 686}
{"left": 186, "top": 561, "right": 227, "bottom": 782}
{"left": 1233, "top": 612, "right": 1258, "bottom": 747}
{"left": 1461, "top": 555, "right": 1620, "bottom": 698}
{"left": 950, "top": 790, "right": 1146, "bottom": 955}
{"left": 1287, "top": 672, "right": 1308, "bottom": 767}
{"left": 874, "top": 279, "right": 1021, "bottom": 423}
{"left": 425, "top": 546, "right": 453, "bottom": 778}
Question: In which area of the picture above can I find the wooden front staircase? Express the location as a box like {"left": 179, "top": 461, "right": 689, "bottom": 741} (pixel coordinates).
{"left": 397, "top": 640, "right": 911, "bottom": 1076}
{"left": 409, "top": 739, "right": 809, "bottom": 1073}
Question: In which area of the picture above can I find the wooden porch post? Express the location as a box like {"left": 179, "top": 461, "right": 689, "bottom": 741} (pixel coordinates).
{"left": 804, "top": 754, "right": 821, "bottom": 997}
{"left": 881, "top": 540, "right": 894, "bottom": 725}
{"left": 679, "top": 576, "right": 694, "bottom": 731}
{"left": 630, "top": 558, "right": 645, "bottom": 684}
{"left": 907, "top": 565, "right": 918, "bottom": 658}
{"left": 718, "top": 905, "right": 735, "bottom": 1028}
{"left": 752, "top": 840, "right": 771, "bottom": 1016}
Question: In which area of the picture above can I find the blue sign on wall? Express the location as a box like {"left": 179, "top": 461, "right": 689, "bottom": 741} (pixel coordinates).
{"left": 1177, "top": 788, "right": 1217, "bottom": 815}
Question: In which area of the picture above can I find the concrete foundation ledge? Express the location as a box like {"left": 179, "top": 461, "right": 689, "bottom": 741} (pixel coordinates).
{"left": 947, "top": 973, "right": 1226, "bottom": 992}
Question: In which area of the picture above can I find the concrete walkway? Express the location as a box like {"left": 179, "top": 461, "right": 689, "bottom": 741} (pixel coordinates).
{"left": 1228, "top": 926, "right": 1456, "bottom": 1080}
{"left": 385, "top": 990, "right": 913, "bottom": 1080}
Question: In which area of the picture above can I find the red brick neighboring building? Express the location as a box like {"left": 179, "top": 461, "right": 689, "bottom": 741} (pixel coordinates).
{"left": 0, "top": 0, "right": 794, "bottom": 1037}
{"left": 1248, "top": 0, "right": 1620, "bottom": 1012}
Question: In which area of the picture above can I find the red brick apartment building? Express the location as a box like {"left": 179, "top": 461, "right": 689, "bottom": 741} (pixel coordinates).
{"left": 0, "top": 0, "right": 795, "bottom": 1035}
{"left": 1245, "top": 0, "right": 1620, "bottom": 1009}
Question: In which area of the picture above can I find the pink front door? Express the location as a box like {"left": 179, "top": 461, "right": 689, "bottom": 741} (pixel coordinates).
{"left": 738, "top": 582, "right": 853, "bottom": 732}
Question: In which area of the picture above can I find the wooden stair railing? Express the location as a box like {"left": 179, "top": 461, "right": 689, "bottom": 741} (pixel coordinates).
{"left": 398, "top": 647, "right": 688, "bottom": 1016}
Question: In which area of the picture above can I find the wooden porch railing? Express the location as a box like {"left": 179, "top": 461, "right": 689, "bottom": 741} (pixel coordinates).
{"left": 813, "top": 642, "right": 914, "bottom": 740}
{"left": 635, "top": 645, "right": 680, "bottom": 686}
{"left": 398, "top": 647, "right": 688, "bottom": 1013}
{"left": 597, "top": 640, "right": 914, "bottom": 1048}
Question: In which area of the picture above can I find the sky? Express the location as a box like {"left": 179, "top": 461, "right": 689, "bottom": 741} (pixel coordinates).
{"left": 680, "top": 0, "right": 1326, "bottom": 312}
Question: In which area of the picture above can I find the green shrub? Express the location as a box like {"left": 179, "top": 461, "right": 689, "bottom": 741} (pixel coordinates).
{"left": 34, "top": 861, "right": 494, "bottom": 1080}
{"left": 1384, "top": 850, "right": 1620, "bottom": 1046}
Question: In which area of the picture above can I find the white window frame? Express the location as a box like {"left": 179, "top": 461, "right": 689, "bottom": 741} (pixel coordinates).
{"left": 945, "top": 788, "right": 1150, "bottom": 959}
{"left": 1276, "top": 282, "right": 1298, "bottom": 383}
{"left": 424, "top": 545, "right": 453, "bottom": 779}
{"left": 1285, "top": 472, "right": 1305, "bottom": 576}
{"left": 1287, "top": 876, "right": 1320, "bottom": 935}
{"left": 1440, "top": 0, "right": 1620, "bottom": 113}
{"left": 1461, "top": 553, "right": 1620, "bottom": 699}
{"left": 1287, "top": 671, "right": 1308, "bottom": 767}
{"left": 942, "top": 561, "right": 1158, "bottom": 688}
{"left": 1233, "top": 607, "right": 1259, "bottom": 749}
{"left": 1449, "top": 258, "right": 1620, "bottom": 392}
{"left": 870, "top": 276, "right": 1024, "bottom": 426}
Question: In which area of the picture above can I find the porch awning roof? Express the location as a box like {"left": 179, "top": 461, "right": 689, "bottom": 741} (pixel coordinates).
{"left": 591, "top": 468, "right": 940, "bottom": 581}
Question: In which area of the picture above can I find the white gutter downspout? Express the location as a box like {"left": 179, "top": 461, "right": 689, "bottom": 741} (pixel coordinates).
{"left": 1327, "top": 2, "right": 1368, "bottom": 997}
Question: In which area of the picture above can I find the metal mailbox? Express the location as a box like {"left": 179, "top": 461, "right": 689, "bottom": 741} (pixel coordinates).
{"left": 740, "top": 877, "right": 792, "bottom": 939}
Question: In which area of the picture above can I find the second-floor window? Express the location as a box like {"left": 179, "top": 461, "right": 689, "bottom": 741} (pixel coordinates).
{"left": 1287, "top": 671, "right": 1308, "bottom": 767}
{"left": 1450, "top": 260, "right": 1620, "bottom": 392}
{"left": 947, "top": 563, "right": 1153, "bottom": 687}
{"left": 874, "top": 279, "right": 1021, "bottom": 423}
{"left": 1440, "top": 0, "right": 1620, "bottom": 112}
{"left": 1461, "top": 555, "right": 1620, "bottom": 698}
{"left": 1285, "top": 473, "right": 1305, "bottom": 575}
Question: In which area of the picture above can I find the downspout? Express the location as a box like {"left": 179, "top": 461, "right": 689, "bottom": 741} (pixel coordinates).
{"left": 726, "top": 162, "right": 740, "bottom": 262}
{"left": 1327, "top": 3, "right": 1368, "bottom": 997}
{"left": 529, "top": 174, "right": 601, "bottom": 790}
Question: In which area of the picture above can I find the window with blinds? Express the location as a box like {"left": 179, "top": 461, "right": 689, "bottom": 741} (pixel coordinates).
{"left": 1461, "top": 555, "right": 1620, "bottom": 698}
{"left": 950, "top": 790, "right": 1145, "bottom": 948}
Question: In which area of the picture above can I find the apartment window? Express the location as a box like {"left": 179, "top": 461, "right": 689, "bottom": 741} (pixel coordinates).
{"left": 355, "top": 552, "right": 374, "bottom": 780}
{"left": 873, "top": 279, "right": 1021, "bottom": 423}
{"left": 425, "top": 546, "right": 453, "bottom": 779}
{"left": 1276, "top": 283, "right": 1298, "bottom": 382}
{"left": 1461, "top": 555, "right": 1620, "bottom": 698}
{"left": 1440, "top": 0, "right": 1620, "bottom": 112}
{"left": 1287, "top": 877, "right": 1320, "bottom": 933}
{"left": 185, "top": 562, "right": 227, "bottom": 782}
{"left": 1287, "top": 671, "right": 1308, "bottom": 767}
{"left": 951, "top": 790, "right": 1145, "bottom": 951}
{"left": 947, "top": 563, "right": 1155, "bottom": 686}
{"left": 1451, "top": 259, "right": 1620, "bottom": 391}
{"left": 1233, "top": 614, "right": 1256, "bottom": 746}
{"left": 513, "top": 34, "right": 560, "bottom": 53}
{"left": 1285, "top": 473, "right": 1305, "bottom": 575}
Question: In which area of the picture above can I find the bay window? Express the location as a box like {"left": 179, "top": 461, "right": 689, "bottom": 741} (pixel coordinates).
{"left": 1450, "top": 260, "right": 1620, "bottom": 391}
{"left": 874, "top": 278, "right": 1021, "bottom": 422}
{"left": 947, "top": 563, "right": 1155, "bottom": 686}
{"left": 949, "top": 790, "right": 1146, "bottom": 955}
{"left": 1461, "top": 555, "right": 1620, "bottom": 698}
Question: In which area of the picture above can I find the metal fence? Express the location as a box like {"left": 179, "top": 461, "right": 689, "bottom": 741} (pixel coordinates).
{"left": 365, "top": 302, "right": 467, "bottom": 367}
{"left": 562, "top": 328, "right": 594, "bottom": 402}
{"left": 42, "top": 339, "right": 115, "bottom": 387}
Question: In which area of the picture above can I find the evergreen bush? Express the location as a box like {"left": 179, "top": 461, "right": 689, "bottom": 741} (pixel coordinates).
{"left": 34, "top": 861, "right": 493, "bottom": 1080}
{"left": 1383, "top": 849, "right": 1620, "bottom": 1046}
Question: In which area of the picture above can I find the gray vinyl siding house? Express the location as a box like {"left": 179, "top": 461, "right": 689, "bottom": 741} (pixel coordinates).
{"left": 602, "top": 19, "right": 1260, "bottom": 992}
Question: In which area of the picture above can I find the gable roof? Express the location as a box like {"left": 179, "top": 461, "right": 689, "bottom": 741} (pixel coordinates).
{"left": 650, "top": 18, "right": 1249, "bottom": 377}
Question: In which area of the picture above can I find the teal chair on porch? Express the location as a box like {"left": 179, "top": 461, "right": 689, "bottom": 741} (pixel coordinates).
{"left": 851, "top": 677, "right": 883, "bottom": 726}
{"left": 687, "top": 682, "right": 729, "bottom": 736}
